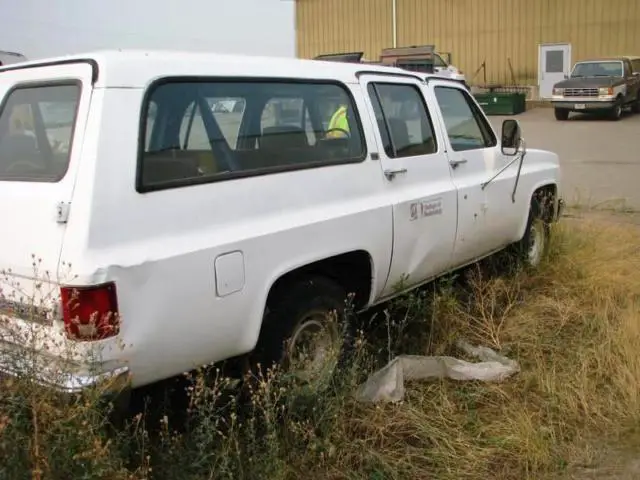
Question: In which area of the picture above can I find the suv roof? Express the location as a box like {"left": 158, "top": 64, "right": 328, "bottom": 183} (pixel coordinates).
{"left": 0, "top": 49, "right": 463, "bottom": 89}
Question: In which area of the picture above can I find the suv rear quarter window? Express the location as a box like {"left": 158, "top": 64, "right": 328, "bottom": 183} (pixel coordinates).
{"left": 0, "top": 83, "right": 80, "bottom": 182}
{"left": 138, "top": 79, "right": 366, "bottom": 192}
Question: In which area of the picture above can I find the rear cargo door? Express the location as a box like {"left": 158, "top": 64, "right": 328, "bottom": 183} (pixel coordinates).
{"left": 0, "top": 62, "right": 94, "bottom": 289}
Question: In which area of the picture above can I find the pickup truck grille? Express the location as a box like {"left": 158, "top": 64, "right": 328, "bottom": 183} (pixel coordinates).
{"left": 563, "top": 87, "right": 598, "bottom": 97}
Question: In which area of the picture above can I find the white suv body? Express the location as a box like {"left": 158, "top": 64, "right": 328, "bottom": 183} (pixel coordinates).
{"left": 0, "top": 50, "right": 562, "bottom": 395}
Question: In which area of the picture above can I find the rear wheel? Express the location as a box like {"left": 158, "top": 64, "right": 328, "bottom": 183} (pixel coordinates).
{"left": 631, "top": 93, "right": 640, "bottom": 114}
{"left": 255, "top": 276, "right": 351, "bottom": 390}
{"left": 554, "top": 108, "right": 569, "bottom": 121}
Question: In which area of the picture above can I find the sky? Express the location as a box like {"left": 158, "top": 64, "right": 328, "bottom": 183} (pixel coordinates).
{"left": 0, "top": 0, "right": 296, "bottom": 60}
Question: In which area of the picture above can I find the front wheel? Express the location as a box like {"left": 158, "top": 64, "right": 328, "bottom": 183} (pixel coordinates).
{"left": 608, "top": 98, "right": 623, "bottom": 120}
{"left": 554, "top": 108, "right": 569, "bottom": 121}
{"left": 513, "top": 199, "right": 550, "bottom": 268}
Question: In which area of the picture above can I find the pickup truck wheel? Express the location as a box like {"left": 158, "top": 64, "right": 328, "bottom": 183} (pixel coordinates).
{"left": 256, "top": 276, "right": 350, "bottom": 389}
{"left": 515, "top": 199, "right": 550, "bottom": 268}
{"left": 554, "top": 108, "right": 569, "bottom": 121}
{"left": 609, "top": 98, "right": 623, "bottom": 120}
{"left": 631, "top": 94, "right": 640, "bottom": 114}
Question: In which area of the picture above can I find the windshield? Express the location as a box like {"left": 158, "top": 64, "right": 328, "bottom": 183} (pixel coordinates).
{"left": 571, "top": 61, "right": 623, "bottom": 78}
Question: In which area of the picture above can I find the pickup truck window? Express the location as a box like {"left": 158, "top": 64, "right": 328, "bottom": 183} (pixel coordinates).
{"left": 367, "top": 82, "right": 437, "bottom": 158}
{"left": 0, "top": 83, "right": 80, "bottom": 182}
{"left": 434, "top": 86, "right": 496, "bottom": 152}
{"left": 139, "top": 80, "right": 366, "bottom": 191}
{"left": 632, "top": 59, "right": 640, "bottom": 74}
{"left": 571, "top": 61, "right": 623, "bottom": 78}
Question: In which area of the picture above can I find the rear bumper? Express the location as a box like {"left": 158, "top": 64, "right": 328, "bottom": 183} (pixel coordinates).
{"left": 0, "top": 340, "right": 131, "bottom": 397}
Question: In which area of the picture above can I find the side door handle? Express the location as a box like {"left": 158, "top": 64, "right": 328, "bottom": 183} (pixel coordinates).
{"left": 449, "top": 158, "right": 468, "bottom": 169}
{"left": 383, "top": 168, "right": 407, "bottom": 181}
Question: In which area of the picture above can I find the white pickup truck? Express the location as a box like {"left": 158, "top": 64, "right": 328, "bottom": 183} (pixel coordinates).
{"left": 0, "top": 50, "right": 562, "bottom": 399}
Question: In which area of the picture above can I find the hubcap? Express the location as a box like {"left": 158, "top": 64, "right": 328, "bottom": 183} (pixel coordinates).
{"left": 527, "top": 219, "right": 545, "bottom": 266}
{"left": 285, "top": 311, "right": 340, "bottom": 385}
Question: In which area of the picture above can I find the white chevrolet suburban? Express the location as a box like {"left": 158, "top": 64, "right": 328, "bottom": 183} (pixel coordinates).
{"left": 0, "top": 50, "right": 562, "bottom": 399}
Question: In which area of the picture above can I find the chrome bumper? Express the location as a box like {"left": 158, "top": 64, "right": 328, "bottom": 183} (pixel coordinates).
{"left": 0, "top": 341, "right": 131, "bottom": 396}
{"left": 551, "top": 95, "right": 616, "bottom": 110}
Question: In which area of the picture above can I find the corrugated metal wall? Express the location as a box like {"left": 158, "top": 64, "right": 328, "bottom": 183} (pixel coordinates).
{"left": 296, "top": 0, "right": 640, "bottom": 85}
{"left": 296, "top": 0, "right": 392, "bottom": 62}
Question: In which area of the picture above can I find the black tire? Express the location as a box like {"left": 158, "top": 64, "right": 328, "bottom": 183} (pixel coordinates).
{"left": 631, "top": 93, "right": 640, "bottom": 114}
{"left": 609, "top": 97, "right": 623, "bottom": 120}
{"left": 512, "top": 198, "right": 550, "bottom": 269}
{"left": 254, "top": 275, "right": 351, "bottom": 387}
{"left": 554, "top": 108, "right": 569, "bottom": 121}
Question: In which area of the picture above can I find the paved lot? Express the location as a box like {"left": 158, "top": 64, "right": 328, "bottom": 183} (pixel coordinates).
{"left": 489, "top": 108, "right": 640, "bottom": 210}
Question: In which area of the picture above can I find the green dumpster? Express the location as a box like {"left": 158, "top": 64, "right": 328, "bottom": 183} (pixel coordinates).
{"left": 473, "top": 92, "right": 526, "bottom": 115}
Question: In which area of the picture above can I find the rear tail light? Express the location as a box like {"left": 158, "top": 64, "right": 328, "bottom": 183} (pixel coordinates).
{"left": 60, "top": 282, "right": 120, "bottom": 341}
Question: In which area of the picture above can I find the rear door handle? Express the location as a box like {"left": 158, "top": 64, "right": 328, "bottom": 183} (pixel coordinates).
{"left": 449, "top": 158, "right": 468, "bottom": 169}
{"left": 383, "top": 168, "right": 408, "bottom": 181}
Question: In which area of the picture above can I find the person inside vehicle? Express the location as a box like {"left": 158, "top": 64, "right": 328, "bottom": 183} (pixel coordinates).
{"left": 326, "top": 103, "right": 350, "bottom": 138}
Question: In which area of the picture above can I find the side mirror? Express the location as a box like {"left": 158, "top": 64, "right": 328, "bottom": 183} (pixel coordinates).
{"left": 501, "top": 119, "right": 521, "bottom": 156}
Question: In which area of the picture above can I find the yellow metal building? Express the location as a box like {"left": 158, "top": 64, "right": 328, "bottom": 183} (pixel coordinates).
{"left": 295, "top": 0, "right": 640, "bottom": 98}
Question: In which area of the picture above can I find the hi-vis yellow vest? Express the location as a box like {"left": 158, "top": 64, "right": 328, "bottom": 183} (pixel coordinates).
{"left": 326, "top": 105, "right": 350, "bottom": 137}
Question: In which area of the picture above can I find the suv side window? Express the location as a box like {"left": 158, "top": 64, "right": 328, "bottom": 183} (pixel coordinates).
{"left": 261, "top": 97, "right": 316, "bottom": 146}
{"left": 367, "top": 82, "right": 437, "bottom": 158}
{"left": 139, "top": 80, "right": 366, "bottom": 192}
{"left": 433, "top": 86, "right": 497, "bottom": 152}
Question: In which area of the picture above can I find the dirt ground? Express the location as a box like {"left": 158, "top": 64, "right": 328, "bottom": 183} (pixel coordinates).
{"left": 566, "top": 442, "right": 640, "bottom": 480}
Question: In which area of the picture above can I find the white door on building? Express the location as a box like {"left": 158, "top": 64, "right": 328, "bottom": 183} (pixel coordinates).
{"left": 538, "top": 43, "right": 572, "bottom": 99}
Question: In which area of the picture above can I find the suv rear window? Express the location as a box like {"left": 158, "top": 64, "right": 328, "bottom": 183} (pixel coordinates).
{"left": 0, "top": 83, "right": 80, "bottom": 182}
{"left": 138, "top": 80, "right": 366, "bottom": 192}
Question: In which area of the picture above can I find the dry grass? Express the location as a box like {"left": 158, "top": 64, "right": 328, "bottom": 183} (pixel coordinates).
{"left": 334, "top": 217, "right": 640, "bottom": 480}
{"left": 3, "top": 217, "right": 640, "bottom": 479}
